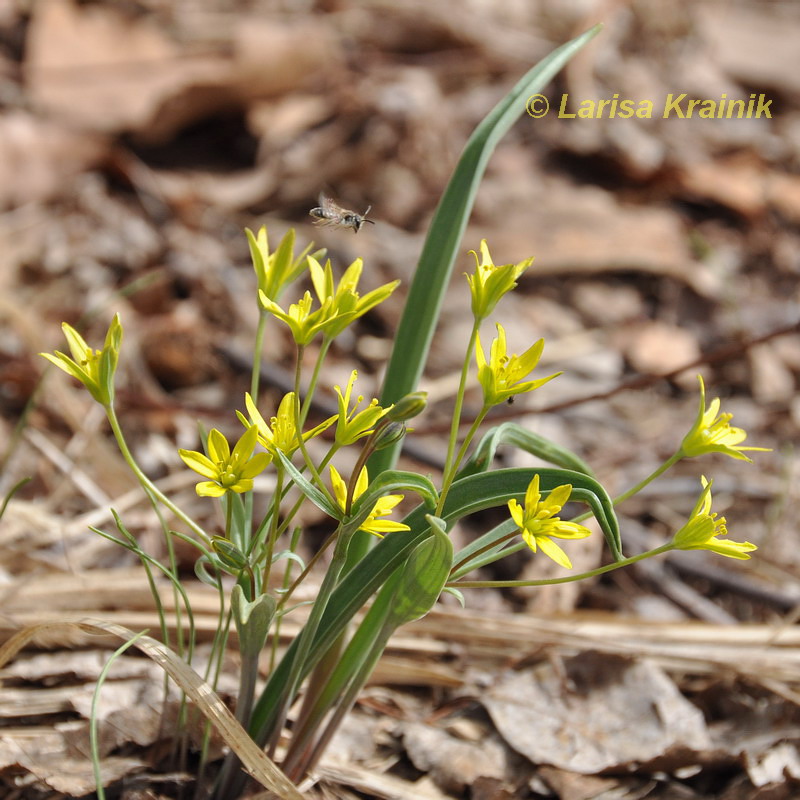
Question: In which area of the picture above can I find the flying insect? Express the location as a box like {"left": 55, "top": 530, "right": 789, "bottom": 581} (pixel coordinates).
{"left": 309, "top": 193, "right": 375, "bottom": 233}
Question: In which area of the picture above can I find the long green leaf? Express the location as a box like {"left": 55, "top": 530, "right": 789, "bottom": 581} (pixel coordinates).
{"left": 449, "top": 517, "right": 519, "bottom": 579}
{"left": 249, "top": 23, "right": 606, "bottom": 753}
{"left": 403, "top": 468, "right": 620, "bottom": 558}
{"left": 275, "top": 450, "right": 341, "bottom": 519}
{"left": 457, "top": 422, "right": 595, "bottom": 479}
{"left": 249, "top": 467, "right": 617, "bottom": 742}
{"left": 0, "top": 477, "right": 30, "bottom": 522}
{"left": 369, "top": 24, "right": 603, "bottom": 478}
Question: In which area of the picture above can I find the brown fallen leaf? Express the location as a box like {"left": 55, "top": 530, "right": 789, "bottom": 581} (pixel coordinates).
{"left": 697, "top": 5, "right": 800, "bottom": 94}
{"left": 619, "top": 319, "right": 702, "bottom": 377}
{"left": 480, "top": 651, "right": 712, "bottom": 774}
{"left": 26, "top": 0, "right": 186, "bottom": 133}
{"left": 401, "top": 720, "right": 510, "bottom": 794}
{"left": 0, "top": 112, "right": 108, "bottom": 208}
{"left": 472, "top": 177, "right": 711, "bottom": 295}
{"left": 0, "top": 619, "right": 304, "bottom": 799}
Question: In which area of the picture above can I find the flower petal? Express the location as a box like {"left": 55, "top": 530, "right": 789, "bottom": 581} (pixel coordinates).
{"left": 179, "top": 449, "right": 219, "bottom": 480}
{"left": 535, "top": 535, "right": 573, "bottom": 569}
{"left": 197, "top": 481, "right": 226, "bottom": 497}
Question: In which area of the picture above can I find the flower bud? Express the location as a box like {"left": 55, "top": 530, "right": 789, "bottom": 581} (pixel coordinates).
{"left": 386, "top": 515, "right": 453, "bottom": 627}
{"left": 211, "top": 536, "right": 249, "bottom": 573}
{"left": 372, "top": 421, "right": 407, "bottom": 451}
{"left": 386, "top": 391, "right": 427, "bottom": 422}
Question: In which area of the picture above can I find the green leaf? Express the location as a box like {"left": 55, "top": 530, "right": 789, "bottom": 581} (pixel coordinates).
{"left": 232, "top": 585, "right": 276, "bottom": 658}
{"left": 457, "top": 422, "right": 595, "bottom": 479}
{"left": 275, "top": 450, "right": 341, "bottom": 520}
{"left": 248, "top": 467, "right": 619, "bottom": 744}
{"left": 349, "top": 469, "right": 439, "bottom": 520}
{"left": 449, "top": 517, "right": 519, "bottom": 579}
{"left": 386, "top": 516, "right": 453, "bottom": 627}
{"left": 0, "top": 477, "right": 30, "bottom": 522}
{"left": 399, "top": 468, "right": 622, "bottom": 563}
{"left": 410, "top": 469, "right": 615, "bottom": 526}
{"left": 249, "top": 24, "right": 607, "bottom": 749}
{"left": 249, "top": 513, "right": 436, "bottom": 743}
{"left": 369, "top": 24, "right": 603, "bottom": 478}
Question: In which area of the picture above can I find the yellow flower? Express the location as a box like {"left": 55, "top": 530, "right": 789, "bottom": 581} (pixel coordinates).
{"left": 466, "top": 240, "right": 533, "bottom": 320}
{"left": 671, "top": 477, "right": 756, "bottom": 559}
{"left": 507, "top": 474, "right": 592, "bottom": 569}
{"left": 329, "top": 465, "right": 410, "bottom": 537}
{"left": 179, "top": 425, "right": 269, "bottom": 497}
{"left": 260, "top": 254, "right": 400, "bottom": 345}
{"left": 334, "top": 370, "right": 393, "bottom": 446}
{"left": 247, "top": 225, "right": 319, "bottom": 304}
{"left": 476, "top": 324, "right": 560, "bottom": 407}
{"left": 40, "top": 314, "right": 123, "bottom": 406}
{"left": 308, "top": 255, "right": 400, "bottom": 340}
{"left": 237, "top": 391, "right": 335, "bottom": 459}
{"left": 259, "top": 290, "right": 343, "bottom": 346}
{"left": 679, "top": 375, "right": 771, "bottom": 462}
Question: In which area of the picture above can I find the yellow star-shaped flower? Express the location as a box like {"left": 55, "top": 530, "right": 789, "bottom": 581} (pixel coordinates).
{"left": 237, "top": 391, "right": 335, "bottom": 460}
{"left": 671, "top": 477, "right": 757, "bottom": 559}
{"left": 680, "top": 376, "right": 770, "bottom": 462}
{"left": 476, "top": 324, "right": 560, "bottom": 407}
{"left": 334, "top": 370, "right": 393, "bottom": 446}
{"left": 179, "top": 425, "right": 269, "bottom": 497}
{"left": 308, "top": 255, "right": 399, "bottom": 340}
{"left": 329, "top": 465, "right": 410, "bottom": 537}
{"left": 40, "top": 314, "right": 123, "bottom": 406}
{"left": 466, "top": 240, "right": 533, "bottom": 321}
{"left": 507, "top": 474, "right": 592, "bottom": 569}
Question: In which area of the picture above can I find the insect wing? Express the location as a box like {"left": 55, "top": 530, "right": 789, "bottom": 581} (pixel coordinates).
{"left": 319, "top": 194, "right": 340, "bottom": 215}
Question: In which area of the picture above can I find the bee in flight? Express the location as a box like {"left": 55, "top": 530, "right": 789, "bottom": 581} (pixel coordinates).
{"left": 309, "top": 193, "right": 375, "bottom": 234}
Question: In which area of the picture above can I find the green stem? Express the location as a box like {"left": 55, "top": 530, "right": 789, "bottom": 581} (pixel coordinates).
{"left": 265, "top": 527, "right": 352, "bottom": 757}
{"left": 203, "top": 573, "right": 228, "bottom": 683}
{"left": 451, "top": 539, "right": 526, "bottom": 578}
{"left": 451, "top": 527, "right": 518, "bottom": 574}
{"left": 344, "top": 431, "right": 384, "bottom": 514}
{"left": 572, "top": 452, "right": 682, "bottom": 523}
{"left": 451, "top": 543, "right": 675, "bottom": 588}
{"left": 436, "top": 405, "right": 489, "bottom": 514}
{"left": 250, "top": 310, "right": 269, "bottom": 398}
{"left": 91, "top": 632, "right": 148, "bottom": 800}
{"left": 270, "top": 526, "right": 302, "bottom": 672}
{"left": 105, "top": 404, "right": 211, "bottom": 545}
{"left": 295, "top": 616, "right": 394, "bottom": 780}
{"left": 106, "top": 404, "right": 197, "bottom": 663}
{"left": 276, "top": 527, "right": 340, "bottom": 612}
{"left": 615, "top": 451, "right": 682, "bottom": 505}
{"left": 441, "top": 323, "right": 479, "bottom": 482}
{"left": 293, "top": 346, "right": 336, "bottom": 506}
{"left": 224, "top": 493, "right": 233, "bottom": 539}
{"left": 299, "top": 336, "right": 333, "bottom": 427}
{"left": 260, "top": 467, "right": 284, "bottom": 588}
{"left": 260, "top": 444, "right": 339, "bottom": 550}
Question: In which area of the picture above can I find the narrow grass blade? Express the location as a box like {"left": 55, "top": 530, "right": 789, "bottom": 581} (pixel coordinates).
{"left": 370, "top": 24, "right": 603, "bottom": 477}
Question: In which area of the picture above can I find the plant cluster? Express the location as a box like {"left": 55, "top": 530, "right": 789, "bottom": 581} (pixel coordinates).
{"left": 37, "top": 24, "right": 767, "bottom": 798}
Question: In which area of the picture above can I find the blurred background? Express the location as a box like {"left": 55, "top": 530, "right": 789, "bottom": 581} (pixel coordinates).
{"left": 1, "top": 0, "right": 799, "bottom": 796}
